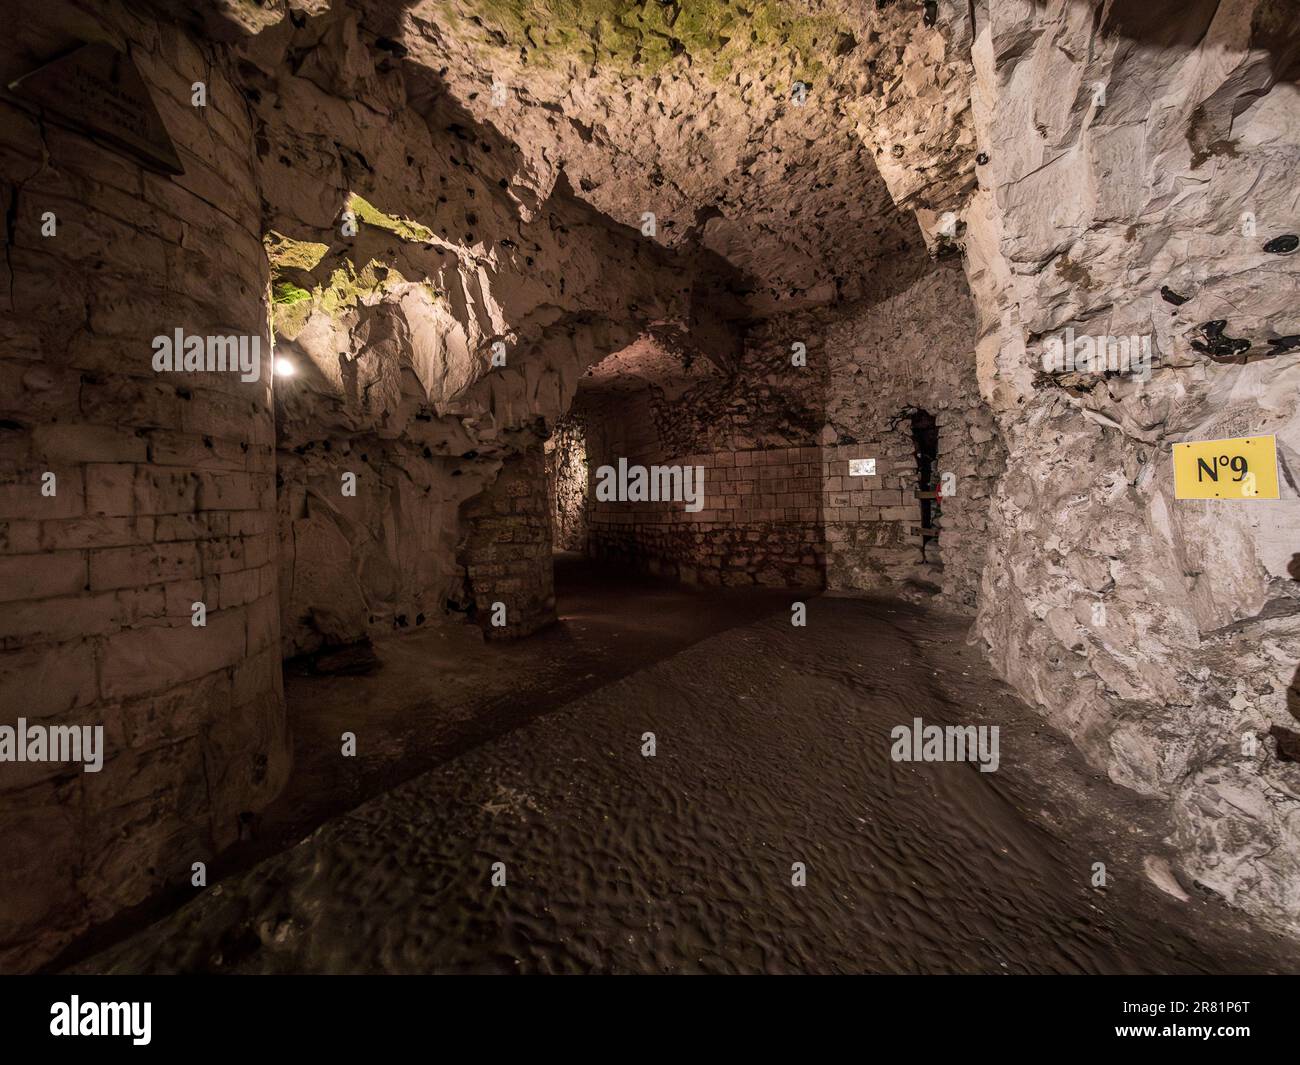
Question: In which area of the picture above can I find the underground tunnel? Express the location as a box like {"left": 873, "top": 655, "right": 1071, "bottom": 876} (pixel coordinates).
{"left": 1, "top": 0, "right": 1299, "bottom": 1000}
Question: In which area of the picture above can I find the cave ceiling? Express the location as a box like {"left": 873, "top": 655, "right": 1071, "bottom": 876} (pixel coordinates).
{"left": 208, "top": 0, "right": 977, "bottom": 312}
{"left": 177, "top": 0, "right": 980, "bottom": 393}
{"left": 351, "top": 0, "right": 979, "bottom": 316}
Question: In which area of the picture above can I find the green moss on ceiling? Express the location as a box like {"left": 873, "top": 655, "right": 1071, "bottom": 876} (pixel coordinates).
{"left": 471, "top": 0, "right": 847, "bottom": 83}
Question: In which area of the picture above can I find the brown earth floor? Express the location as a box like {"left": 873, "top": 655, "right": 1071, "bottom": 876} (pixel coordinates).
{"left": 67, "top": 575, "right": 1300, "bottom": 974}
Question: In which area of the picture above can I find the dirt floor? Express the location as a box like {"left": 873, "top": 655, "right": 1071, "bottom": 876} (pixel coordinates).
{"left": 47, "top": 553, "right": 794, "bottom": 968}
{"left": 66, "top": 570, "right": 1300, "bottom": 974}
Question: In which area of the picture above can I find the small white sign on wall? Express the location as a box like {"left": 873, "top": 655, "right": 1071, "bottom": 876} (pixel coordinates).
{"left": 848, "top": 458, "right": 877, "bottom": 477}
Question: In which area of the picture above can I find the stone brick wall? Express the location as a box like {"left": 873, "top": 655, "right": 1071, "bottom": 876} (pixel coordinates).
{"left": 565, "top": 261, "right": 997, "bottom": 600}
{"left": 822, "top": 258, "right": 1003, "bottom": 611}
{"left": 458, "top": 447, "right": 556, "bottom": 639}
{"left": 0, "top": 5, "right": 288, "bottom": 969}
{"left": 569, "top": 381, "right": 823, "bottom": 586}
{"left": 585, "top": 445, "right": 826, "bottom": 587}
{"left": 821, "top": 441, "right": 924, "bottom": 587}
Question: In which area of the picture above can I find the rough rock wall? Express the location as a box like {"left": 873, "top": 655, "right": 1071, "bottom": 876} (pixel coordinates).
{"left": 236, "top": 4, "right": 738, "bottom": 656}
{"left": 0, "top": 1, "right": 289, "bottom": 969}
{"left": 655, "top": 313, "right": 827, "bottom": 454}
{"left": 821, "top": 257, "right": 1003, "bottom": 610}
{"left": 547, "top": 414, "right": 589, "bottom": 553}
{"left": 961, "top": 0, "right": 1300, "bottom": 932}
{"left": 392, "top": 0, "right": 977, "bottom": 315}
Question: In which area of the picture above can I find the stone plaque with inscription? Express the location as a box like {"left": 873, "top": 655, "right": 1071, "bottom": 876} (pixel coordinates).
{"left": 8, "top": 42, "right": 184, "bottom": 175}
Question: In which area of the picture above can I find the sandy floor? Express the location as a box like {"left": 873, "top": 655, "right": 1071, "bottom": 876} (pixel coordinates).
{"left": 47, "top": 555, "right": 794, "bottom": 968}
{"left": 72, "top": 591, "right": 1298, "bottom": 974}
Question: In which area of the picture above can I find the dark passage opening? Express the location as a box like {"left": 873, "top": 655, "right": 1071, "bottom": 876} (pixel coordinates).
{"left": 908, "top": 408, "right": 940, "bottom": 563}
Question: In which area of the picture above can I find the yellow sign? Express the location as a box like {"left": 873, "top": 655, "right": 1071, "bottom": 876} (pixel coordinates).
{"left": 1173, "top": 435, "right": 1279, "bottom": 500}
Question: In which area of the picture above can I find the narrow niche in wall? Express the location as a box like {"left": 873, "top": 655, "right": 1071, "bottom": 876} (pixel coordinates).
{"left": 546, "top": 414, "right": 590, "bottom": 555}
{"left": 903, "top": 407, "right": 940, "bottom": 565}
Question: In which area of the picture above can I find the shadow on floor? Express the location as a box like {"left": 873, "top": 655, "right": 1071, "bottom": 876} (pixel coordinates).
{"left": 46, "top": 552, "right": 803, "bottom": 970}
{"left": 73, "top": 594, "right": 1300, "bottom": 974}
